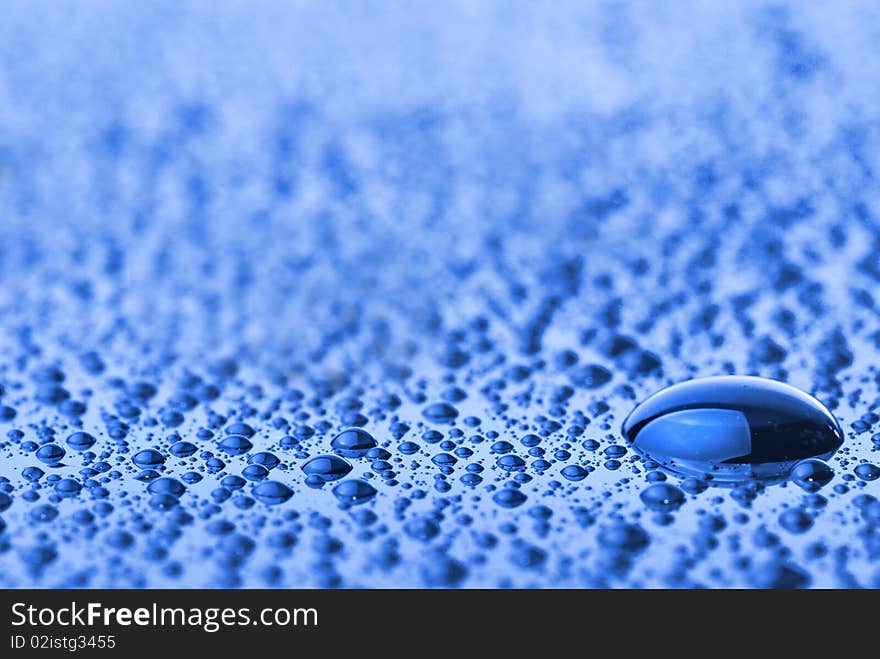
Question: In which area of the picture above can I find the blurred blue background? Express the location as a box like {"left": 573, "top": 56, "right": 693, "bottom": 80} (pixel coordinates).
{"left": 1, "top": 1, "right": 879, "bottom": 588}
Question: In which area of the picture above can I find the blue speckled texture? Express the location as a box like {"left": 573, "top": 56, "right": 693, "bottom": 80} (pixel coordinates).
{"left": 1, "top": 2, "right": 880, "bottom": 588}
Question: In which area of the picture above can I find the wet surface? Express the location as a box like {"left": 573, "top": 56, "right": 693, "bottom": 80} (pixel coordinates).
{"left": 1, "top": 2, "right": 880, "bottom": 588}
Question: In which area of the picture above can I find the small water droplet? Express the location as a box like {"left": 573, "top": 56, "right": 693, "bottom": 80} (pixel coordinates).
{"left": 639, "top": 483, "right": 686, "bottom": 512}
{"left": 790, "top": 459, "right": 834, "bottom": 492}
{"left": 855, "top": 463, "right": 880, "bottom": 481}
{"left": 242, "top": 464, "right": 269, "bottom": 481}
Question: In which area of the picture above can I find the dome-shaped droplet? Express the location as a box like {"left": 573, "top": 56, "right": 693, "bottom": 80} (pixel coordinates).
{"left": 181, "top": 471, "right": 202, "bottom": 484}
{"left": 398, "top": 441, "right": 420, "bottom": 455}
{"left": 148, "top": 493, "right": 178, "bottom": 511}
{"left": 35, "top": 444, "right": 65, "bottom": 465}
{"left": 302, "top": 455, "right": 352, "bottom": 481}
{"left": 622, "top": 376, "right": 843, "bottom": 483}
{"left": 221, "top": 475, "right": 247, "bottom": 489}
{"left": 54, "top": 478, "right": 82, "bottom": 498}
{"left": 305, "top": 475, "right": 326, "bottom": 488}
{"left": 855, "top": 463, "right": 880, "bottom": 481}
{"left": 252, "top": 480, "right": 293, "bottom": 505}
{"left": 460, "top": 473, "right": 483, "bottom": 486}
{"left": 404, "top": 517, "right": 440, "bottom": 542}
{"left": 242, "top": 464, "right": 269, "bottom": 481}
{"left": 492, "top": 488, "right": 527, "bottom": 508}
{"left": 496, "top": 455, "right": 526, "bottom": 471}
{"left": 147, "top": 477, "right": 186, "bottom": 498}
{"left": 132, "top": 449, "right": 165, "bottom": 468}
{"left": 330, "top": 429, "right": 377, "bottom": 458}
{"left": 332, "top": 479, "right": 377, "bottom": 505}
{"left": 219, "top": 434, "right": 253, "bottom": 455}
{"left": 422, "top": 402, "right": 458, "bottom": 424}
{"left": 639, "top": 483, "right": 685, "bottom": 512}
{"left": 561, "top": 465, "right": 588, "bottom": 481}
{"left": 248, "top": 451, "right": 280, "bottom": 470}
{"left": 66, "top": 432, "right": 96, "bottom": 451}
{"left": 790, "top": 459, "right": 834, "bottom": 492}
{"left": 169, "top": 441, "right": 197, "bottom": 457}
{"left": 226, "top": 422, "right": 256, "bottom": 437}
{"left": 22, "top": 467, "right": 44, "bottom": 482}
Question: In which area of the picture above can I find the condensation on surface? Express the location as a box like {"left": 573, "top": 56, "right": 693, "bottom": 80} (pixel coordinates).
{"left": 0, "top": 2, "right": 879, "bottom": 588}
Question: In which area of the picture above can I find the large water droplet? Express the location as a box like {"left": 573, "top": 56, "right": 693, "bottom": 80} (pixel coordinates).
{"left": 422, "top": 402, "right": 458, "bottom": 424}
{"left": 66, "top": 432, "right": 96, "bottom": 451}
{"left": 226, "top": 422, "right": 256, "bottom": 437}
{"left": 332, "top": 479, "right": 377, "bottom": 505}
{"left": 219, "top": 434, "right": 253, "bottom": 455}
{"left": 147, "top": 477, "right": 186, "bottom": 498}
{"left": 492, "top": 488, "right": 527, "bottom": 508}
{"left": 242, "top": 464, "right": 269, "bottom": 481}
{"left": 248, "top": 452, "right": 280, "bottom": 470}
{"left": 35, "top": 444, "right": 65, "bottom": 465}
{"left": 330, "top": 429, "right": 377, "bottom": 457}
{"left": 855, "top": 463, "right": 880, "bottom": 481}
{"left": 252, "top": 480, "right": 293, "bottom": 505}
{"left": 55, "top": 478, "right": 82, "bottom": 498}
{"left": 132, "top": 449, "right": 165, "bottom": 468}
{"left": 622, "top": 376, "right": 843, "bottom": 483}
{"left": 561, "top": 465, "right": 588, "bottom": 481}
{"left": 169, "top": 441, "right": 197, "bottom": 457}
{"left": 302, "top": 455, "right": 352, "bottom": 481}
